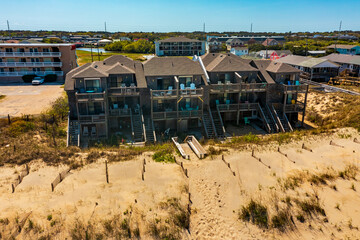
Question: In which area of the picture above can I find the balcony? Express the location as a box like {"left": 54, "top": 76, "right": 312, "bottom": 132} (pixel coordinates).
{"left": 79, "top": 115, "right": 106, "bottom": 123}
{"left": 0, "top": 71, "right": 63, "bottom": 77}
{"left": 210, "top": 83, "right": 267, "bottom": 93}
{"left": 151, "top": 89, "right": 177, "bottom": 98}
{"left": 283, "top": 84, "right": 308, "bottom": 93}
{"left": 0, "top": 62, "right": 62, "bottom": 67}
{"left": 179, "top": 87, "right": 203, "bottom": 97}
{"left": 217, "top": 103, "right": 259, "bottom": 112}
{"left": 0, "top": 52, "right": 61, "bottom": 57}
{"left": 76, "top": 91, "right": 105, "bottom": 102}
{"left": 152, "top": 109, "right": 202, "bottom": 120}
{"left": 108, "top": 87, "right": 139, "bottom": 96}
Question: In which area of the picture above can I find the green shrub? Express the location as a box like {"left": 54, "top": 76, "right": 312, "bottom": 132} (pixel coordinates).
{"left": 271, "top": 210, "right": 293, "bottom": 231}
{"left": 22, "top": 74, "right": 37, "bottom": 83}
{"left": 152, "top": 146, "right": 175, "bottom": 163}
{"left": 8, "top": 120, "right": 35, "bottom": 137}
{"left": 239, "top": 199, "right": 268, "bottom": 228}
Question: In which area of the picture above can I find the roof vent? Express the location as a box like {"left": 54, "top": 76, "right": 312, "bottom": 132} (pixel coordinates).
{"left": 94, "top": 65, "right": 98, "bottom": 68}
{"left": 103, "top": 62, "right": 106, "bottom": 65}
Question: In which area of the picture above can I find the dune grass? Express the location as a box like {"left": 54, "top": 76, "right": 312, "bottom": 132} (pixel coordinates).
{"left": 0, "top": 95, "right": 5, "bottom": 101}
{"left": 76, "top": 50, "right": 148, "bottom": 66}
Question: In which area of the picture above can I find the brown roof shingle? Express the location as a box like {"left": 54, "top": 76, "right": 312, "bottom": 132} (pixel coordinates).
{"left": 143, "top": 57, "right": 204, "bottom": 76}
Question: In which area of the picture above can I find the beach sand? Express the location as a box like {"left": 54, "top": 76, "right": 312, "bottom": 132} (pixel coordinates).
{"left": 1, "top": 128, "right": 360, "bottom": 239}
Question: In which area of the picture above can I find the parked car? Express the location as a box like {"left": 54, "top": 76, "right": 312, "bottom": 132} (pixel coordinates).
{"left": 32, "top": 77, "right": 45, "bottom": 85}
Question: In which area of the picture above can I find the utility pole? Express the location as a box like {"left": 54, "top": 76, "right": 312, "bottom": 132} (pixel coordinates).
{"left": 250, "top": 23, "right": 253, "bottom": 33}
{"left": 305, "top": 39, "right": 308, "bottom": 56}
{"left": 90, "top": 43, "right": 94, "bottom": 62}
{"left": 7, "top": 20, "right": 10, "bottom": 31}
{"left": 265, "top": 37, "right": 268, "bottom": 59}
{"left": 105, "top": 22, "right": 107, "bottom": 32}
{"left": 334, "top": 20, "right": 342, "bottom": 54}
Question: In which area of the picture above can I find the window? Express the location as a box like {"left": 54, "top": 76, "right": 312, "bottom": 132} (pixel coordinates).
{"left": 43, "top": 58, "right": 51, "bottom": 62}
{"left": 85, "top": 79, "right": 100, "bottom": 91}
{"left": 0, "top": 68, "right": 4, "bottom": 72}
{"left": 9, "top": 68, "right": 15, "bottom": 72}
{"left": 109, "top": 76, "right": 123, "bottom": 88}
{"left": 88, "top": 102, "right": 104, "bottom": 115}
{"left": 5, "top": 48, "right": 13, "bottom": 53}
{"left": 7, "top": 58, "right": 15, "bottom": 62}
{"left": 179, "top": 76, "right": 193, "bottom": 87}
{"left": 43, "top": 48, "right": 50, "bottom": 52}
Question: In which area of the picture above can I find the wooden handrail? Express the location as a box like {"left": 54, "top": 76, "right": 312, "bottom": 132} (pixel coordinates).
{"left": 271, "top": 105, "right": 285, "bottom": 132}
{"left": 266, "top": 104, "right": 279, "bottom": 132}
{"left": 257, "top": 103, "right": 271, "bottom": 133}
{"left": 216, "top": 106, "right": 226, "bottom": 136}
{"left": 207, "top": 106, "right": 218, "bottom": 138}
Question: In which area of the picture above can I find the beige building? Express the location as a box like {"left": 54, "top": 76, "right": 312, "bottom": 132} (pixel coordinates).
{"left": 0, "top": 43, "right": 77, "bottom": 83}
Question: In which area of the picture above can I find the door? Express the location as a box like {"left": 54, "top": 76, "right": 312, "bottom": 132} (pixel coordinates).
{"left": 157, "top": 78, "right": 163, "bottom": 90}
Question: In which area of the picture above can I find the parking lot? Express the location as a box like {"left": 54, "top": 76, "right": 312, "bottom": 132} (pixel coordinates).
{"left": 0, "top": 83, "right": 65, "bottom": 118}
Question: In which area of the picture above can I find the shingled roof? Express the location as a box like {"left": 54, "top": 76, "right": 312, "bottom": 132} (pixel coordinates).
{"left": 64, "top": 55, "right": 147, "bottom": 91}
{"left": 201, "top": 53, "right": 258, "bottom": 72}
{"left": 143, "top": 57, "right": 204, "bottom": 76}
{"left": 158, "top": 36, "right": 201, "bottom": 43}
{"left": 251, "top": 60, "right": 301, "bottom": 83}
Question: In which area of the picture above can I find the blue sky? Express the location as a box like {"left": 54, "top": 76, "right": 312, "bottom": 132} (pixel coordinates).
{"left": 1, "top": 0, "right": 359, "bottom": 32}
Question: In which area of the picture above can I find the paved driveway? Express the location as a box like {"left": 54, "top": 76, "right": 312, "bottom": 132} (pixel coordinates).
{"left": 0, "top": 83, "right": 65, "bottom": 118}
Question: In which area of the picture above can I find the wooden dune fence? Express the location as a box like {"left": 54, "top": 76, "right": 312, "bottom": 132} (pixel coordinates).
{"left": 51, "top": 168, "right": 71, "bottom": 192}
{"left": 11, "top": 164, "right": 30, "bottom": 193}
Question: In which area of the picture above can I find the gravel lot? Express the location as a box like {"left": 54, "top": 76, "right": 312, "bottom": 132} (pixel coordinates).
{"left": 0, "top": 83, "right": 65, "bottom": 118}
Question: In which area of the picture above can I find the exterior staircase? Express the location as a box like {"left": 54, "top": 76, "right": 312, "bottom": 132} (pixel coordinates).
{"left": 132, "top": 113, "right": 144, "bottom": 142}
{"left": 262, "top": 104, "right": 279, "bottom": 133}
{"left": 202, "top": 110, "right": 216, "bottom": 139}
{"left": 210, "top": 108, "right": 225, "bottom": 138}
{"left": 144, "top": 115, "right": 156, "bottom": 144}
{"left": 68, "top": 120, "right": 80, "bottom": 146}
{"left": 271, "top": 105, "right": 293, "bottom": 132}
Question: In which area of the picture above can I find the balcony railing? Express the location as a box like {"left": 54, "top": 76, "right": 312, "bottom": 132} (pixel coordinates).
{"left": 179, "top": 87, "right": 203, "bottom": 97}
{"left": 0, "top": 62, "right": 62, "bottom": 67}
{"left": 76, "top": 92, "right": 105, "bottom": 101}
{"left": 210, "top": 83, "right": 267, "bottom": 93}
{"left": 217, "top": 103, "right": 258, "bottom": 112}
{"left": 79, "top": 115, "right": 106, "bottom": 123}
{"left": 0, "top": 52, "right": 61, "bottom": 57}
{"left": 0, "top": 71, "right": 63, "bottom": 77}
{"left": 152, "top": 110, "right": 202, "bottom": 120}
{"left": 283, "top": 84, "right": 308, "bottom": 93}
{"left": 108, "top": 87, "right": 139, "bottom": 96}
{"left": 151, "top": 89, "right": 178, "bottom": 98}
{"left": 109, "top": 107, "right": 132, "bottom": 117}
{"left": 153, "top": 111, "right": 177, "bottom": 120}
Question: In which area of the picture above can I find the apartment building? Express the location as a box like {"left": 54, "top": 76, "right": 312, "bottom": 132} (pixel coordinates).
{"left": 155, "top": 37, "right": 206, "bottom": 56}
{"left": 276, "top": 55, "right": 339, "bottom": 81}
{"left": 0, "top": 43, "right": 77, "bottom": 83}
{"left": 327, "top": 44, "right": 360, "bottom": 55}
{"left": 65, "top": 53, "right": 308, "bottom": 147}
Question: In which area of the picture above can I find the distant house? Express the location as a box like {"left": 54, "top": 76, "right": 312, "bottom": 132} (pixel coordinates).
{"left": 308, "top": 50, "right": 326, "bottom": 56}
{"left": 321, "top": 53, "right": 360, "bottom": 76}
{"left": 262, "top": 38, "right": 280, "bottom": 47}
{"left": 113, "top": 37, "right": 131, "bottom": 42}
{"left": 276, "top": 55, "right": 339, "bottom": 81}
{"left": 230, "top": 47, "right": 248, "bottom": 56}
{"left": 257, "top": 50, "right": 291, "bottom": 59}
{"left": 155, "top": 36, "right": 205, "bottom": 56}
{"left": 327, "top": 44, "right": 360, "bottom": 55}
{"left": 226, "top": 38, "right": 244, "bottom": 50}
{"left": 98, "top": 39, "right": 113, "bottom": 46}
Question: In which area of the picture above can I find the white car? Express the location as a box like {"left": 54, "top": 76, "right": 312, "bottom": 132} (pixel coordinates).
{"left": 32, "top": 77, "right": 45, "bottom": 85}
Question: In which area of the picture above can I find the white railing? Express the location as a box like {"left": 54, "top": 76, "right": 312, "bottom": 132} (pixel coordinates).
{"left": 0, "top": 62, "right": 62, "bottom": 67}
{"left": 0, "top": 71, "right": 63, "bottom": 77}
{"left": 0, "top": 52, "right": 61, "bottom": 57}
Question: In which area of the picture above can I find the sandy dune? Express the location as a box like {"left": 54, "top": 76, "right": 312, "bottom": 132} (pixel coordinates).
{"left": 1, "top": 128, "right": 360, "bottom": 239}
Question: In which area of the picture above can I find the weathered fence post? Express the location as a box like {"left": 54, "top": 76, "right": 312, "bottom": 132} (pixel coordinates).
{"left": 8, "top": 114, "right": 11, "bottom": 125}
{"left": 105, "top": 160, "right": 109, "bottom": 184}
